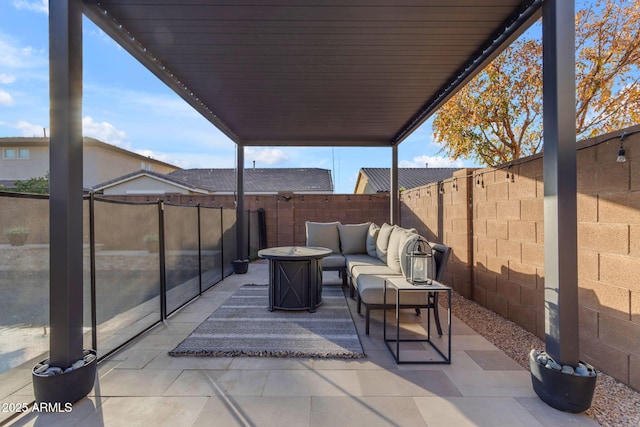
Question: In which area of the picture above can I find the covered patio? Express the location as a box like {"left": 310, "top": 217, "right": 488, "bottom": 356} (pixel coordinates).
{"left": 2, "top": 0, "right": 599, "bottom": 424}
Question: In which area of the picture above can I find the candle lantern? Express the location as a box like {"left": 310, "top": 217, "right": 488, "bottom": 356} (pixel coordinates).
{"left": 406, "top": 237, "right": 433, "bottom": 285}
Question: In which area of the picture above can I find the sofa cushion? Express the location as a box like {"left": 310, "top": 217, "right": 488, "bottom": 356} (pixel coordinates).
{"left": 345, "top": 254, "right": 385, "bottom": 276}
{"left": 321, "top": 254, "right": 347, "bottom": 268}
{"left": 306, "top": 221, "right": 341, "bottom": 254}
{"left": 338, "top": 222, "right": 370, "bottom": 254}
{"left": 375, "top": 223, "right": 396, "bottom": 263}
{"left": 345, "top": 254, "right": 385, "bottom": 267}
{"left": 366, "top": 223, "right": 380, "bottom": 257}
{"left": 351, "top": 264, "right": 399, "bottom": 284}
{"left": 357, "top": 275, "right": 429, "bottom": 305}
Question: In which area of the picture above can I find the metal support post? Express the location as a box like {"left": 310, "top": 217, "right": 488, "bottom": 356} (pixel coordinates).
{"left": 236, "top": 144, "right": 245, "bottom": 260}
{"left": 390, "top": 145, "right": 399, "bottom": 225}
{"left": 542, "top": 0, "right": 579, "bottom": 366}
{"left": 158, "top": 200, "right": 167, "bottom": 319}
{"left": 48, "top": 0, "right": 84, "bottom": 368}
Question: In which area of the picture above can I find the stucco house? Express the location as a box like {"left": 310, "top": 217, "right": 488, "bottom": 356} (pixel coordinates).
{"left": 0, "top": 137, "right": 179, "bottom": 189}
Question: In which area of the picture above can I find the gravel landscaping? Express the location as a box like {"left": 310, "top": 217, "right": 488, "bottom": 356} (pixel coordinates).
{"left": 450, "top": 292, "right": 640, "bottom": 427}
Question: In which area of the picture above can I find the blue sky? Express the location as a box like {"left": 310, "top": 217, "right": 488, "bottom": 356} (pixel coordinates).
{"left": 0, "top": 1, "right": 478, "bottom": 193}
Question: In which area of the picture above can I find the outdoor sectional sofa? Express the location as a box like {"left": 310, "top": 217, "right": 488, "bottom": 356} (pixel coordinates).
{"left": 306, "top": 221, "right": 451, "bottom": 335}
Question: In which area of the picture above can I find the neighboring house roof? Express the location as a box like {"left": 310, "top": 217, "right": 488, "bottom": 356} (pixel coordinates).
{"left": 355, "top": 167, "right": 458, "bottom": 193}
{"left": 93, "top": 169, "right": 208, "bottom": 194}
{"left": 0, "top": 137, "right": 180, "bottom": 169}
{"left": 169, "top": 168, "right": 333, "bottom": 193}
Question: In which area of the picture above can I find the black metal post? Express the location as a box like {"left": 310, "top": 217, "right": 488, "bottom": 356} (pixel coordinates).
{"left": 197, "top": 203, "right": 202, "bottom": 295}
{"left": 257, "top": 208, "right": 267, "bottom": 250}
{"left": 158, "top": 200, "right": 167, "bottom": 320}
{"left": 89, "top": 193, "right": 97, "bottom": 351}
{"left": 542, "top": 0, "right": 579, "bottom": 367}
{"left": 48, "top": 0, "right": 84, "bottom": 368}
{"left": 390, "top": 145, "right": 399, "bottom": 225}
{"left": 246, "top": 209, "right": 251, "bottom": 260}
{"left": 220, "top": 206, "right": 225, "bottom": 279}
{"left": 236, "top": 144, "right": 245, "bottom": 260}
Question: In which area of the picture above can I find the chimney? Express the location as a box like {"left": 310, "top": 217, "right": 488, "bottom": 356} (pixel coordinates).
{"left": 253, "top": 160, "right": 256, "bottom": 169}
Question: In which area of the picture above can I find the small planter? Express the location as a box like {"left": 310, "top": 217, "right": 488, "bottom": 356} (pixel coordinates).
{"left": 4, "top": 226, "right": 29, "bottom": 246}
{"left": 529, "top": 350, "right": 597, "bottom": 413}
{"left": 232, "top": 259, "right": 249, "bottom": 274}
{"left": 8, "top": 233, "right": 28, "bottom": 246}
{"left": 32, "top": 349, "right": 97, "bottom": 404}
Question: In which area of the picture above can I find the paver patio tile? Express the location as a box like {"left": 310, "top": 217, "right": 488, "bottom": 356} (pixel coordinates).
{"left": 193, "top": 396, "right": 311, "bottom": 427}
{"left": 311, "top": 396, "right": 427, "bottom": 427}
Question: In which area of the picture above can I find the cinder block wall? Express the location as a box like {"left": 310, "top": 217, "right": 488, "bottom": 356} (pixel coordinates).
{"left": 108, "top": 193, "right": 390, "bottom": 250}
{"left": 400, "top": 124, "right": 640, "bottom": 390}
{"left": 401, "top": 169, "right": 474, "bottom": 299}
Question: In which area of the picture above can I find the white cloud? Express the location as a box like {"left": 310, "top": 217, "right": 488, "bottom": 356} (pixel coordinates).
{"left": 171, "top": 152, "right": 234, "bottom": 169}
{"left": 244, "top": 147, "right": 290, "bottom": 166}
{"left": 0, "top": 90, "right": 15, "bottom": 106}
{"left": 12, "top": 0, "right": 48, "bottom": 14}
{"left": 16, "top": 120, "right": 46, "bottom": 137}
{"left": 82, "top": 116, "right": 127, "bottom": 146}
{"left": 0, "top": 36, "right": 45, "bottom": 69}
{"left": 0, "top": 74, "right": 16, "bottom": 84}
{"left": 399, "top": 155, "right": 465, "bottom": 168}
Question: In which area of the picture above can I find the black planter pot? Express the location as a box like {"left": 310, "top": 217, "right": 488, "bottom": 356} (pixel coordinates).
{"left": 8, "top": 233, "right": 28, "bottom": 246}
{"left": 232, "top": 259, "right": 249, "bottom": 274}
{"left": 529, "top": 350, "right": 597, "bottom": 413}
{"left": 32, "top": 350, "right": 97, "bottom": 404}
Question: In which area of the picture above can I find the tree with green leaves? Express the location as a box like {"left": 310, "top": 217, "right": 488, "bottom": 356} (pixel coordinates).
{"left": 433, "top": 0, "right": 640, "bottom": 166}
{"left": 1, "top": 172, "right": 50, "bottom": 194}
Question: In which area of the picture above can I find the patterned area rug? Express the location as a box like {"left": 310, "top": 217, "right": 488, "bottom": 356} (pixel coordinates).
{"left": 169, "top": 284, "right": 364, "bottom": 358}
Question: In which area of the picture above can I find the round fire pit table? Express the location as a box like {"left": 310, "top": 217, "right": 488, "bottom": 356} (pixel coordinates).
{"left": 258, "top": 246, "right": 331, "bottom": 312}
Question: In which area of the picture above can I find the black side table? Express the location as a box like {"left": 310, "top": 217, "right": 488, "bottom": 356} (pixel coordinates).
{"left": 383, "top": 276, "right": 452, "bottom": 364}
{"left": 258, "top": 246, "right": 331, "bottom": 312}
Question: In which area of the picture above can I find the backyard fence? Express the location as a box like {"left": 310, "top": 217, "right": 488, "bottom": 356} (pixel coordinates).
{"left": 0, "top": 191, "right": 261, "bottom": 377}
{"left": 401, "top": 124, "right": 640, "bottom": 390}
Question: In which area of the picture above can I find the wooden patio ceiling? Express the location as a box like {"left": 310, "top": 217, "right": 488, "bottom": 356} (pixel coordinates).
{"left": 83, "top": 0, "right": 542, "bottom": 147}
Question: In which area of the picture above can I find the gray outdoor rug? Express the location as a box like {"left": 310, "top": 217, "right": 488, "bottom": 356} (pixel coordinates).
{"left": 169, "top": 284, "right": 365, "bottom": 358}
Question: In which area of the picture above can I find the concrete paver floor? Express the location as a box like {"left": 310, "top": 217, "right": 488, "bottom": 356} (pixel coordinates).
{"left": 4, "top": 262, "right": 597, "bottom": 427}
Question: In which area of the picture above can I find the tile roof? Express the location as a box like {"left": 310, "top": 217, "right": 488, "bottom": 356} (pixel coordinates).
{"left": 358, "top": 167, "right": 458, "bottom": 193}
{"left": 93, "top": 169, "right": 206, "bottom": 192}
{"left": 168, "top": 168, "right": 333, "bottom": 193}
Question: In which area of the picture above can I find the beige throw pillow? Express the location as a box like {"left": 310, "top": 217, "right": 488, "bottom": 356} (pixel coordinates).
{"left": 338, "top": 222, "right": 370, "bottom": 254}
{"left": 387, "top": 227, "right": 411, "bottom": 273}
{"left": 366, "top": 223, "right": 380, "bottom": 257}
{"left": 305, "top": 221, "right": 341, "bottom": 254}
{"left": 375, "top": 223, "right": 396, "bottom": 263}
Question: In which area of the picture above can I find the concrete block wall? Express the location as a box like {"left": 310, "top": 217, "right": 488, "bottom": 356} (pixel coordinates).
{"left": 104, "top": 193, "right": 390, "bottom": 250}
{"left": 471, "top": 158, "right": 545, "bottom": 339}
{"left": 400, "top": 124, "right": 640, "bottom": 390}
{"left": 401, "top": 169, "right": 474, "bottom": 299}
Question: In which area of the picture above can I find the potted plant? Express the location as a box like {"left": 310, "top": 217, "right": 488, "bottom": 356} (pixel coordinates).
{"left": 232, "top": 259, "right": 249, "bottom": 274}
{"left": 143, "top": 233, "right": 159, "bottom": 253}
{"left": 4, "top": 226, "right": 29, "bottom": 246}
{"left": 529, "top": 349, "right": 597, "bottom": 413}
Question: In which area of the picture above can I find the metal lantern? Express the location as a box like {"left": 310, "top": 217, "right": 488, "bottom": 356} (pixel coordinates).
{"left": 406, "top": 237, "right": 433, "bottom": 285}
